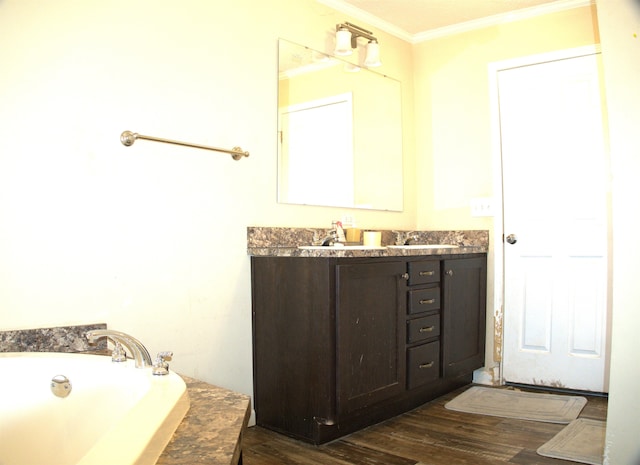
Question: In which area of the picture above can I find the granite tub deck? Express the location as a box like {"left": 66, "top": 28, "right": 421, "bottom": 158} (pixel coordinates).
{"left": 157, "top": 377, "right": 251, "bottom": 465}
{"left": 247, "top": 226, "right": 489, "bottom": 257}
{"left": 0, "top": 324, "right": 251, "bottom": 465}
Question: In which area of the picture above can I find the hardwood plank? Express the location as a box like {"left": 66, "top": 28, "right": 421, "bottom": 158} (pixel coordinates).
{"left": 243, "top": 385, "right": 608, "bottom": 465}
{"left": 508, "top": 448, "right": 582, "bottom": 465}
{"left": 345, "top": 430, "right": 520, "bottom": 465}
{"left": 243, "top": 430, "right": 415, "bottom": 465}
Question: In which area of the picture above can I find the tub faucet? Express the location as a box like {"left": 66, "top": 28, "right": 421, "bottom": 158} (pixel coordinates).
{"left": 86, "top": 329, "right": 153, "bottom": 368}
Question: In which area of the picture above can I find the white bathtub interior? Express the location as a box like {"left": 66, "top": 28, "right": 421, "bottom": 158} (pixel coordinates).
{"left": 0, "top": 352, "right": 189, "bottom": 465}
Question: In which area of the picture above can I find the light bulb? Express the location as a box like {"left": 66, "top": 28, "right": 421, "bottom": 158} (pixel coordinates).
{"left": 335, "top": 28, "right": 353, "bottom": 56}
{"left": 364, "top": 40, "right": 381, "bottom": 68}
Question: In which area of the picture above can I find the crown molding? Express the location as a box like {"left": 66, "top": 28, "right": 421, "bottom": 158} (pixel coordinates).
{"left": 415, "top": 0, "right": 593, "bottom": 42}
{"left": 316, "top": 0, "right": 414, "bottom": 42}
{"left": 317, "top": 0, "right": 593, "bottom": 43}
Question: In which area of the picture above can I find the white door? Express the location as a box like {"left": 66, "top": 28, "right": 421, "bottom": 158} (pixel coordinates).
{"left": 278, "top": 93, "right": 354, "bottom": 207}
{"left": 500, "top": 53, "right": 609, "bottom": 393}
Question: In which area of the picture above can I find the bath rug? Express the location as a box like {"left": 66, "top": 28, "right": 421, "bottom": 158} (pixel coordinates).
{"left": 537, "top": 418, "right": 605, "bottom": 465}
{"left": 444, "top": 386, "right": 587, "bottom": 423}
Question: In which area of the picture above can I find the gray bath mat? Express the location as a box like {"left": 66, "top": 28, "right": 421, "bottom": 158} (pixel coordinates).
{"left": 444, "top": 386, "right": 587, "bottom": 423}
{"left": 537, "top": 418, "right": 605, "bottom": 464}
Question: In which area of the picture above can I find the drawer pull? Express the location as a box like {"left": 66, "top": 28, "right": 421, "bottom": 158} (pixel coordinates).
{"left": 419, "top": 298, "right": 435, "bottom": 305}
{"left": 419, "top": 270, "right": 435, "bottom": 276}
{"left": 419, "top": 325, "right": 435, "bottom": 333}
{"left": 419, "top": 361, "right": 435, "bottom": 369}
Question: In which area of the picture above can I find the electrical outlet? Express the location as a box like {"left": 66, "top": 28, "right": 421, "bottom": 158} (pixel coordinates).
{"left": 341, "top": 214, "right": 355, "bottom": 227}
{"left": 470, "top": 197, "right": 495, "bottom": 217}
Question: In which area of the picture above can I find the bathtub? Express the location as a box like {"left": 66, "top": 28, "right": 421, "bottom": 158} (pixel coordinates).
{"left": 0, "top": 352, "right": 190, "bottom": 465}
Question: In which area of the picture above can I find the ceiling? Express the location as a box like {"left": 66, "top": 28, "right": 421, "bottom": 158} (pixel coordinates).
{"left": 318, "top": 0, "right": 586, "bottom": 41}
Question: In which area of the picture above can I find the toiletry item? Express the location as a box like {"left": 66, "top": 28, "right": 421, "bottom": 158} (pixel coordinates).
{"left": 346, "top": 228, "right": 361, "bottom": 243}
{"left": 335, "top": 221, "right": 346, "bottom": 243}
{"left": 363, "top": 231, "right": 382, "bottom": 247}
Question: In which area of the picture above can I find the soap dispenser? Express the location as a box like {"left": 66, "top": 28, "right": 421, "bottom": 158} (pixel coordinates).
{"left": 333, "top": 221, "right": 347, "bottom": 243}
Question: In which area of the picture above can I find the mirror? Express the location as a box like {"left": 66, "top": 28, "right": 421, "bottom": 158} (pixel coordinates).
{"left": 277, "top": 39, "right": 403, "bottom": 211}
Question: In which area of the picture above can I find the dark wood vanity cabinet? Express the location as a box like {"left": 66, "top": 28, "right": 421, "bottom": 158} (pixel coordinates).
{"left": 251, "top": 254, "right": 486, "bottom": 444}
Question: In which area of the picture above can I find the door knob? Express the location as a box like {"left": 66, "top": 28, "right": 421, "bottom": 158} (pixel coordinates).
{"left": 506, "top": 234, "right": 518, "bottom": 244}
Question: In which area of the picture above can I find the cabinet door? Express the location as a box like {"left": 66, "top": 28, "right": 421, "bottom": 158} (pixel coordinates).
{"left": 442, "top": 257, "right": 487, "bottom": 378}
{"left": 336, "top": 261, "right": 405, "bottom": 414}
{"left": 251, "top": 257, "right": 336, "bottom": 440}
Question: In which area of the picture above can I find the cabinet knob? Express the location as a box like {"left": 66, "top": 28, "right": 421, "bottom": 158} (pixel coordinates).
{"left": 401, "top": 273, "right": 409, "bottom": 280}
{"left": 445, "top": 269, "right": 454, "bottom": 276}
{"left": 419, "top": 325, "right": 435, "bottom": 333}
{"left": 419, "top": 361, "right": 435, "bottom": 369}
{"left": 419, "top": 299, "right": 435, "bottom": 305}
{"left": 419, "top": 270, "right": 434, "bottom": 277}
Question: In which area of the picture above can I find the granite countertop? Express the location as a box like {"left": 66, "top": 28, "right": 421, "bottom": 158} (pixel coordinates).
{"left": 157, "top": 376, "right": 251, "bottom": 465}
{"left": 248, "top": 244, "right": 487, "bottom": 257}
{"left": 247, "top": 227, "right": 489, "bottom": 258}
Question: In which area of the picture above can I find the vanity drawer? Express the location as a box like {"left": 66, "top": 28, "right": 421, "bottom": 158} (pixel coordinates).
{"left": 407, "top": 341, "right": 440, "bottom": 389}
{"left": 408, "top": 287, "right": 440, "bottom": 315}
{"left": 407, "top": 314, "right": 440, "bottom": 343}
{"left": 407, "top": 261, "right": 440, "bottom": 286}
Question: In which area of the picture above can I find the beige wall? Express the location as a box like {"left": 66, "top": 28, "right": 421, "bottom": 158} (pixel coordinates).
{"left": 0, "top": 0, "right": 415, "bottom": 399}
{"left": 595, "top": 0, "right": 640, "bottom": 462}
{"left": 413, "top": 5, "right": 600, "bottom": 370}
{"left": 414, "top": 5, "right": 599, "bottom": 229}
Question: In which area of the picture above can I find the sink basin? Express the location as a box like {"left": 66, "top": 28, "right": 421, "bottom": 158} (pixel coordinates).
{"left": 298, "top": 245, "right": 386, "bottom": 250}
{"left": 387, "top": 244, "right": 459, "bottom": 249}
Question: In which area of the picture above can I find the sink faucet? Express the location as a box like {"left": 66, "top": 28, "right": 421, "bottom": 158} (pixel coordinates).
{"left": 393, "top": 231, "right": 417, "bottom": 245}
{"left": 86, "top": 329, "right": 153, "bottom": 368}
{"left": 318, "top": 229, "right": 338, "bottom": 246}
{"left": 404, "top": 233, "right": 419, "bottom": 245}
{"left": 311, "top": 221, "right": 347, "bottom": 246}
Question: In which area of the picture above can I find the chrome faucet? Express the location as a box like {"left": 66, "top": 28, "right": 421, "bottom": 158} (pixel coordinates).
{"left": 320, "top": 221, "right": 347, "bottom": 246}
{"left": 86, "top": 329, "right": 153, "bottom": 368}
{"left": 318, "top": 229, "right": 339, "bottom": 246}
{"left": 393, "top": 231, "right": 418, "bottom": 245}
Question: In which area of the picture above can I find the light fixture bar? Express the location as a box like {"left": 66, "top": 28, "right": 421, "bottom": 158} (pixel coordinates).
{"left": 334, "top": 21, "right": 381, "bottom": 66}
{"left": 335, "top": 21, "right": 377, "bottom": 48}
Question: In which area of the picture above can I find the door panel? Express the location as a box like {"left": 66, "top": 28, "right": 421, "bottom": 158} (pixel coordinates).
{"left": 520, "top": 257, "right": 552, "bottom": 352}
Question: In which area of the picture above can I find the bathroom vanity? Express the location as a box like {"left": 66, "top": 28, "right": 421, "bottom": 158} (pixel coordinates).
{"left": 250, "top": 237, "right": 487, "bottom": 444}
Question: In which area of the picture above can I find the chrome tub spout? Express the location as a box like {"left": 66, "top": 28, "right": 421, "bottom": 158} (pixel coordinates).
{"left": 86, "top": 329, "right": 153, "bottom": 368}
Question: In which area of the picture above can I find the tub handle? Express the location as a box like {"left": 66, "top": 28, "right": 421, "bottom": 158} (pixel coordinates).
{"left": 111, "top": 341, "right": 127, "bottom": 363}
{"left": 152, "top": 351, "right": 173, "bottom": 376}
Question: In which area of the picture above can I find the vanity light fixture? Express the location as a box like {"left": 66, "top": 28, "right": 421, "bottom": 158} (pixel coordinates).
{"left": 334, "top": 22, "right": 382, "bottom": 68}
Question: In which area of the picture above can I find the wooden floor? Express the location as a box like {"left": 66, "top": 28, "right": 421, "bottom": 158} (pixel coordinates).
{"left": 243, "top": 384, "right": 608, "bottom": 465}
